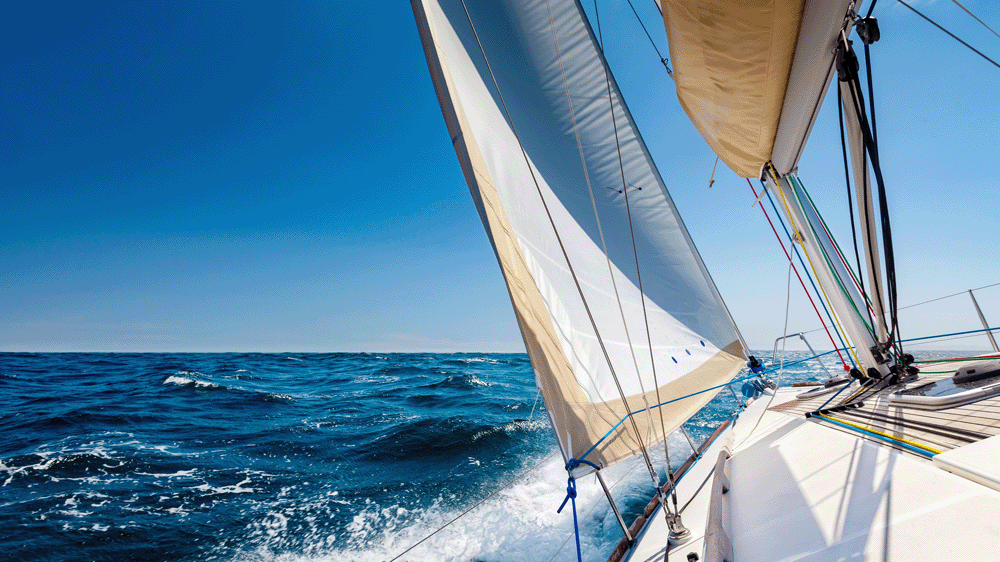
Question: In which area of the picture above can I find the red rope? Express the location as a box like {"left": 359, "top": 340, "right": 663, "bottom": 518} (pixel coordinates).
{"left": 795, "top": 179, "right": 877, "bottom": 319}
{"left": 747, "top": 178, "right": 850, "bottom": 370}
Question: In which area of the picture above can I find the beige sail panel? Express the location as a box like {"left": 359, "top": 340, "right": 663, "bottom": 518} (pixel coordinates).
{"left": 414, "top": 0, "right": 750, "bottom": 470}
{"left": 414, "top": 4, "right": 645, "bottom": 468}
{"left": 662, "top": 0, "right": 805, "bottom": 178}
{"left": 578, "top": 341, "right": 745, "bottom": 464}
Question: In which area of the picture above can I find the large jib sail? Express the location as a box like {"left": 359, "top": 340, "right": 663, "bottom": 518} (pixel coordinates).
{"left": 412, "top": 0, "right": 746, "bottom": 470}
{"left": 660, "top": 0, "right": 893, "bottom": 373}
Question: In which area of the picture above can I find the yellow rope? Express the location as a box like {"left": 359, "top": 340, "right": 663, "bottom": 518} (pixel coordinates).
{"left": 815, "top": 413, "right": 943, "bottom": 455}
{"left": 837, "top": 381, "right": 874, "bottom": 406}
{"left": 768, "top": 165, "right": 864, "bottom": 368}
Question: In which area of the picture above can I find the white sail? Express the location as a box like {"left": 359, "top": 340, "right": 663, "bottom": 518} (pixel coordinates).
{"left": 412, "top": 0, "right": 746, "bottom": 470}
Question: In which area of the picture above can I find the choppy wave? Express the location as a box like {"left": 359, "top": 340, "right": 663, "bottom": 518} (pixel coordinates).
{"left": 0, "top": 350, "right": 857, "bottom": 562}
{"left": 164, "top": 374, "right": 221, "bottom": 388}
{"left": 163, "top": 371, "right": 295, "bottom": 403}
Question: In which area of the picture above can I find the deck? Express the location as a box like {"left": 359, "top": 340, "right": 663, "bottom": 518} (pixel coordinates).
{"left": 625, "top": 358, "right": 1000, "bottom": 562}
{"left": 769, "top": 358, "right": 1000, "bottom": 455}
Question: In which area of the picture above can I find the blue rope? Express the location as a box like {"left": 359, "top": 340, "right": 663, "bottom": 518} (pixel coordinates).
{"left": 557, "top": 476, "right": 582, "bottom": 562}
{"left": 814, "top": 413, "right": 936, "bottom": 457}
{"left": 575, "top": 372, "right": 760, "bottom": 464}
{"left": 759, "top": 324, "right": 1000, "bottom": 374}
{"left": 814, "top": 379, "right": 855, "bottom": 411}
{"left": 900, "top": 325, "right": 999, "bottom": 343}
{"left": 762, "top": 180, "right": 856, "bottom": 368}
{"left": 557, "top": 458, "right": 600, "bottom": 562}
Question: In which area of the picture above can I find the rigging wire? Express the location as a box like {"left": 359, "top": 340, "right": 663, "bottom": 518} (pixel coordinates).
{"left": 768, "top": 166, "right": 865, "bottom": 369}
{"left": 905, "top": 331, "right": 1000, "bottom": 347}
{"left": 758, "top": 180, "right": 855, "bottom": 368}
{"left": 849, "top": 21, "right": 890, "bottom": 352}
{"left": 899, "top": 281, "right": 1000, "bottom": 310}
{"left": 912, "top": 351, "right": 1000, "bottom": 363}
{"left": 734, "top": 258, "right": 795, "bottom": 451}
{"left": 845, "top": 77, "right": 887, "bottom": 342}
{"left": 866, "top": 0, "right": 879, "bottom": 19}
{"left": 796, "top": 177, "right": 881, "bottom": 334}
{"left": 623, "top": 0, "right": 672, "bottom": 74}
{"left": 547, "top": 456, "right": 645, "bottom": 562}
{"left": 796, "top": 281, "right": 1000, "bottom": 340}
{"left": 590, "top": 0, "right": 662, "bottom": 482}
{"left": 546, "top": 0, "right": 657, "bottom": 455}
{"left": 839, "top": 36, "right": 904, "bottom": 358}
{"left": 593, "top": 0, "right": 683, "bottom": 531}
{"left": 837, "top": 86, "right": 878, "bottom": 335}
{"left": 951, "top": 0, "right": 1000, "bottom": 41}
{"left": 864, "top": 42, "right": 879, "bottom": 151}
{"left": 528, "top": 389, "right": 542, "bottom": 421}
{"left": 897, "top": 0, "right": 1000, "bottom": 71}
{"left": 456, "top": 0, "right": 651, "bottom": 472}
{"left": 790, "top": 175, "right": 882, "bottom": 345}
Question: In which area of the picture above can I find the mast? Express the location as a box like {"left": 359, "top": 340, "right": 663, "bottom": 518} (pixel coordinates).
{"left": 661, "top": 0, "right": 896, "bottom": 375}
{"left": 768, "top": 3, "right": 893, "bottom": 376}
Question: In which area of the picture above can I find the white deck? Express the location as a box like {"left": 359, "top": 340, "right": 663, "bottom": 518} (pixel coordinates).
{"left": 628, "top": 387, "right": 1000, "bottom": 562}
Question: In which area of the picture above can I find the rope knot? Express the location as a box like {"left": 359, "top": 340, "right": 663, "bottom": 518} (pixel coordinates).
{"left": 564, "top": 457, "right": 600, "bottom": 474}
{"left": 559, "top": 457, "right": 600, "bottom": 514}
{"left": 557, "top": 476, "right": 577, "bottom": 514}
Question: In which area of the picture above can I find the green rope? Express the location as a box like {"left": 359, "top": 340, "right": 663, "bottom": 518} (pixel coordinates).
{"left": 791, "top": 175, "right": 906, "bottom": 364}
{"left": 787, "top": 175, "right": 878, "bottom": 342}
{"left": 913, "top": 356, "right": 999, "bottom": 364}
{"left": 792, "top": 176, "right": 876, "bottom": 330}
{"left": 798, "top": 176, "right": 905, "bottom": 360}
{"left": 796, "top": 176, "right": 870, "bottom": 306}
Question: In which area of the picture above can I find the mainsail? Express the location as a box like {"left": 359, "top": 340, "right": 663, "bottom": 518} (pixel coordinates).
{"left": 661, "top": 0, "right": 892, "bottom": 373}
{"left": 413, "top": 0, "right": 746, "bottom": 470}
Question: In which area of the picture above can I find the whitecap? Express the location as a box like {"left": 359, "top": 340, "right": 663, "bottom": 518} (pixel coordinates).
{"left": 191, "top": 478, "right": 255, "bottom": 495}
{"left": 163, "top": 375, "right": 219, "bottom": 389}
{"left": 135, "top": 469, "right": 197, "bottom": 479}
{"left": 465, "top": 375, "right": 491, "bottom": 387}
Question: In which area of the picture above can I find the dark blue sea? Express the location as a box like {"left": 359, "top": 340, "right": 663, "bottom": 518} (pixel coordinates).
{"left": 1, "top": 351, "right": 873, "bottom": 561}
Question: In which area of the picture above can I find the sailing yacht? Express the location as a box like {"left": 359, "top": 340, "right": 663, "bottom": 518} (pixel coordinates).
{"left": 411, "top": 0, "right": 1000, "bottom": 560}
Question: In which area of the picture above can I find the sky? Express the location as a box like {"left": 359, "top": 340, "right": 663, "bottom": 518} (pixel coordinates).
{"left": 2, "top": 0, "right": 999, "bottom": 353}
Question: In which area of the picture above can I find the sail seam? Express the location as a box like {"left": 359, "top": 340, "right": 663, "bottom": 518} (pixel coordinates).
{"left": 543, "top": 0, "right": 648, "bottom": 445}
{"left": 456, "top": 0, "right": 649, "bottom": 461}
{"left": 593, "top": 0, "right": 678, "bottom": 512}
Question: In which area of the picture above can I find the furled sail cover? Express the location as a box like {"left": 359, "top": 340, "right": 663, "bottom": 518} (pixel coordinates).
{"left": 413, "top": 0, "right": 745, "bottom": 470}
{"left": 661, "top": 0, "right": 805, "bottom": 178}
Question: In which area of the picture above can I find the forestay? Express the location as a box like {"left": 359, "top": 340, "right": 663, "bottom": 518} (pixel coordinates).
{"left": 413, "top": 0, "right": 745, "bottom": 470}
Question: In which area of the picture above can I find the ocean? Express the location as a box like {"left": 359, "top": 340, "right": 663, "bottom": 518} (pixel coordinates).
{"left": 1, "top": 351, "right": 836, "bottom": 561}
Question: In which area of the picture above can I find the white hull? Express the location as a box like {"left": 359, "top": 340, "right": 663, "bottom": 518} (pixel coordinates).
{"left": 630, "top": 371, "right": 1000, "bottom": 561}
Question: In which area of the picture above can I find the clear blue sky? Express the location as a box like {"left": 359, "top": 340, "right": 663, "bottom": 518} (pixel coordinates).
{"left": 2, "top": 0, "right": 998, "bottom": 352}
